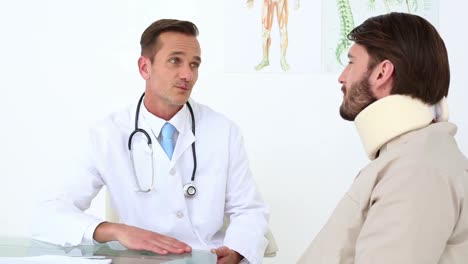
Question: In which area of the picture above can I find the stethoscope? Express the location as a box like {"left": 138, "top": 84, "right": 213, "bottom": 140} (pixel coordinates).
{"left": 128, "top": 92, "right": 197, "bottom": 197}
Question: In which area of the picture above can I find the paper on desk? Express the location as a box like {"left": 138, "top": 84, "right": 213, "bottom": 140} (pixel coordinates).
{"left": 0, "top": 255, "right": 112, "bottom": 264}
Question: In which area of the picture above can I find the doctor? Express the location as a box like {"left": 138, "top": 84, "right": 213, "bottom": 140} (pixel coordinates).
{"left": 34, "top": 19, "right": 268, "bottom": 264}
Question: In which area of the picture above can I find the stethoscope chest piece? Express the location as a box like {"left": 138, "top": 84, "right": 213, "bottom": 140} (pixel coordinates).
{"left": 183, "top": 182, "right": 197, "bottom": 198}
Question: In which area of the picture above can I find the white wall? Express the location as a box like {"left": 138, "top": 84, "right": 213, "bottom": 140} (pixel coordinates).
{"left": 0, "top": 1, "right": 467, "bottom": 263}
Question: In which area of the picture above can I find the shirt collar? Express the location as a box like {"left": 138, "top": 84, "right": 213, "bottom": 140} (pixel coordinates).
{"left": 140, "top": 102, "right": 191, "bottom": 138}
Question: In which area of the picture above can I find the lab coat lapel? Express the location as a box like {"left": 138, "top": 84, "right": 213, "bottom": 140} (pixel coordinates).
{"left": 170, "top": 130, "right": 195, "bottom": 169}
{"left": 169, "top": 99, "right": 198, "bottom": 169}
{"left": 137, "top": 116, "right": 172, "bottom": 179}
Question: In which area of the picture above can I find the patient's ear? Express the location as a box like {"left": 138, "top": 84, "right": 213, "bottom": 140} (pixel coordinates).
{"left": 370, "top": 59, "right": 394, "bottom": 99}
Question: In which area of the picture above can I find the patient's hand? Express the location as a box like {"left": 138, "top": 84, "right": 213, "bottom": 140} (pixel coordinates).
{"left": 94, "top": 222, "right": 191, "bottom": 255}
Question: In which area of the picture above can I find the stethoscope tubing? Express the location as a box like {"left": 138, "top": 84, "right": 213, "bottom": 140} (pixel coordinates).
{"left": 128, "top": 92, "right": 197, "bottom": 193}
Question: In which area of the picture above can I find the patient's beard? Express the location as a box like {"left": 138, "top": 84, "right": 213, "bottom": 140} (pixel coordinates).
{"left": 340, "top": 72, "right": 377, "bottom": 121}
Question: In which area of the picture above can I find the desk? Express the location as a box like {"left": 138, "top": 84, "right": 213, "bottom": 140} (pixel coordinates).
{"left": 0, "top": 237, "right": 216, "bottom": 264}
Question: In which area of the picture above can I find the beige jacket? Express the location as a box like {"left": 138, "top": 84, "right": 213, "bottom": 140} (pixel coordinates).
{"left": 299, "top": 95, "right": 468, "bottom": 264}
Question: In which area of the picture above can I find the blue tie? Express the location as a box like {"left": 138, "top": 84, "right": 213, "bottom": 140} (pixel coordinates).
{"left": 161, "top": 123, "right": 176, "bottom": 159}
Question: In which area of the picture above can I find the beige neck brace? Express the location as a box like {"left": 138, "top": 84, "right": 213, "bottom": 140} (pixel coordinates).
{"left": 354, "top": 95, "right": 449, "bottom": 160}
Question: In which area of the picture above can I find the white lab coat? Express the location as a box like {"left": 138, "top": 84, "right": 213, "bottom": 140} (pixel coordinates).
{"left": 33, "top": 98, "right": 269, "bottom": 264}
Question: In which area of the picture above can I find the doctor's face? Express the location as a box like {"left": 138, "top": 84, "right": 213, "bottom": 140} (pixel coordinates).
{"left": 139, "top": 32, "right": 201, "bottom": 111}
{"left": 338, "top": 44, "right": 377, "bottom": 121}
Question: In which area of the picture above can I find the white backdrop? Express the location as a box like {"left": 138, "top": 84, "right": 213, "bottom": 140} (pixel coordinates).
{"left": 0, "top": 1, "right": 467, "bottom": 263}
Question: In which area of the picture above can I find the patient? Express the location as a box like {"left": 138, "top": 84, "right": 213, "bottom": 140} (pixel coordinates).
{"left": 299, "top": 12, "right": 468, "bottom": 264}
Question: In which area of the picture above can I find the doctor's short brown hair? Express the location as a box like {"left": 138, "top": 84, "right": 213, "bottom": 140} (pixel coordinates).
{"left": 348, "top": 12, "right": 450, "bottom": 105}
{"left": 140, "top": 19, "right": 199, "bottom": 62}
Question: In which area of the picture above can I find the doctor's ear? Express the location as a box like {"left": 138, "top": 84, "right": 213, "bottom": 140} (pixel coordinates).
{"left": 138, "top": 56, "right": 151, "bottom": 80}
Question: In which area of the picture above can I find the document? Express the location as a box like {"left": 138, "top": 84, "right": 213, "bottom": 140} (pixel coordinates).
{"left": 0, "top": 255, "right": 111, "bottom": 264}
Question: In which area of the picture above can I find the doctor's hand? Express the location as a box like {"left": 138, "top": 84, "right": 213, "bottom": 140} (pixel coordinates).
{"left": 211, "top": 246, "right": 243, "bottom": 264}
{"left": 94, "top": 222, "right": 191, "bottom": 255}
